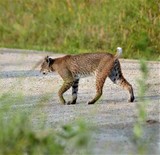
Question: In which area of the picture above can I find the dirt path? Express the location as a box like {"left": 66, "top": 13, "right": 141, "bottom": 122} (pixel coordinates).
{"left": 0, "top": 48, "right": 160, "bottom": 154}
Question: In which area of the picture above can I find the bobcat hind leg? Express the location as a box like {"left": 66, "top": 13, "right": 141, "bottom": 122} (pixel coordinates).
{"left": 109, "top": 60, "right": 135, "bottom": 102}
{"left": 87, "top": 77, "right": 105, "bottom": 104}
{"left": 117, "top": 77, "right": 134, "bottom": 102}
{"left": 88, "top": 56, "right": 115, "bottom": 104}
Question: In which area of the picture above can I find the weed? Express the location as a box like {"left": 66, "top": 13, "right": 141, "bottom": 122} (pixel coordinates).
{"left": 0, "top": 0, "right": 159, "bottom": 60}
{"left": 133, "top": 60, "right": 149, "bottom": 154}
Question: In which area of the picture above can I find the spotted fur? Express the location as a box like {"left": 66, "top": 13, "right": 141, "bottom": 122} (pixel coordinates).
{"left": 40, "top": 47, "right": 134, "bottom": 104}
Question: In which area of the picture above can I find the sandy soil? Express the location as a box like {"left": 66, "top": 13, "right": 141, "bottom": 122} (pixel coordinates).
{"left": 0, "top": 48, "right": 160, "bottom": 154}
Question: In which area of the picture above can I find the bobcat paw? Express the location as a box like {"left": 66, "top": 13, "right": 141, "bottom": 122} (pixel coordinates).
{"left": 87, "top": 101, "right": 94, "bottom": 105}
{"left": 60, "top": 99, "right": 66, "bottom": 105}
{"left": 67, "top": 101, "right": 76, "bottom": 105}
{"left": 128, "top": 96, "right": 135, "bottom": 102}
{"left": 66, "top": 101, "right": 71, "bottom": 105}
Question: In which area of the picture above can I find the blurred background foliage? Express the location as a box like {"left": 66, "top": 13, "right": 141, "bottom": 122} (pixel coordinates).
{"left": 0, "top": 0, "right": 159, "bottom": 60}
{"left": 0, "top": 92, "right": 91, "bottom": 155}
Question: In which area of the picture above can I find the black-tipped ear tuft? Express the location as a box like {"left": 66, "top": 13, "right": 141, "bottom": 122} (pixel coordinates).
{"left": 48, "top": 58, "right": 54, "bottom": 67}
{"left": 45, "top": 56, "right": 54, "bottom": 66}
{"left": 45, "top": 56, "right": 49, "bottom": 62}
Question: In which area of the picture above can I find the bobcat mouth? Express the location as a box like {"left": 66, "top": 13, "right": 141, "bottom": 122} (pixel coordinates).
{"left": 40, "top": 70, "right": 48, "bottom": 75}
{"left": 40, "top": 69, "right": 49, "bottom": 75}
{"left": 43, "top": 71, "right": 49, "bottom": 75}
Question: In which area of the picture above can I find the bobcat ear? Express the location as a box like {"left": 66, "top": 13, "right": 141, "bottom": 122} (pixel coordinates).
{"left": 49, "top": 58, "right": 55, "bottom": 67}
{"left": 45, "top": 56, "right": 49, "bottom": 62}
{"left": 45, "top": 56, "right": 54, "bottom": 66}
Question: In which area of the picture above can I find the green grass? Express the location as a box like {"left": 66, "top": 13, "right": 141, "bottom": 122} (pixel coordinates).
{"left": 133, "top": 60, "right": 149, "bottom": 154}
{"left": 0, "top": 0, "right": 159, "bottom": 59}
{"left": 0, "top": 92, "right": 91, "bottom": 155}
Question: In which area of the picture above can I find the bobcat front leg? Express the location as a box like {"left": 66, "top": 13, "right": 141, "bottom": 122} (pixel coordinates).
{"left": 58, "top": 81, "right": 73, "bottom": 104}
{"left": 67, "top": 79, "right": 79, "bottom": 104}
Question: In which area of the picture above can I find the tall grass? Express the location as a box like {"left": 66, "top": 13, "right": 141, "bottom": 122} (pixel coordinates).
{"left": 0, "top": 0, "right": 159, "bottom": 60}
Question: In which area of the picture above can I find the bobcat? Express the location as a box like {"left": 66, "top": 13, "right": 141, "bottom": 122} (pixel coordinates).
{"left": 40, "top": 47, "right": 134, "bottom": 105}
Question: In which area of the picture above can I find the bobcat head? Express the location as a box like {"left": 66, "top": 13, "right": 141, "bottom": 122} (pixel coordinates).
{"left": 40, "top": 56, "right": 54, "bottom": 75}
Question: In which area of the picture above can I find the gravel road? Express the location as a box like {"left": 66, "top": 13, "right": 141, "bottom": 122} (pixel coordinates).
{"left": 0, "top": 48, "right": 159, "bottom": 154}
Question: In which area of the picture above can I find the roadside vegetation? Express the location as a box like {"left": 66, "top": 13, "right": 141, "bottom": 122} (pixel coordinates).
{"left": 0, "top": 0, "right": 159, "bottom": 60}
{"left": 0, "top": 92, "right": 91, "bottom": 155}
{"left": 133, "top": 60, "right": 149, "bottom": 154}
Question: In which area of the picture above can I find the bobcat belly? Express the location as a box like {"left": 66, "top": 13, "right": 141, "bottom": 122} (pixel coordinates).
{"left": 74, "top": 71, "right": 96, "bottom": 79}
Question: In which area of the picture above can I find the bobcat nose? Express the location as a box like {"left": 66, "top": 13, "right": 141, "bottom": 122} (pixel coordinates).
{"left": 43, "top": 72, "right": 46, "bottom": 75}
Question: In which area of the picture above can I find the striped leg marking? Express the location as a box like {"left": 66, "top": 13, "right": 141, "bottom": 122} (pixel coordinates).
{"left": 67, "top": 79, "right": 79, "bottom": 104}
